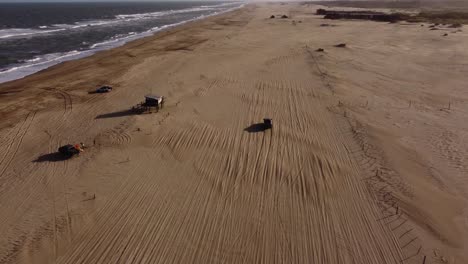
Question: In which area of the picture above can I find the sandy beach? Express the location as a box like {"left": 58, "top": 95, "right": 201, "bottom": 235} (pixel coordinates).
{"left": 0, "top": 2, "right": 468, "bottom": 263}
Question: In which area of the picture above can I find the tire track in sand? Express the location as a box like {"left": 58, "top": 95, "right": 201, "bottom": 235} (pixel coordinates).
{"left": 0, "top": 112, "right": 36, "bottom": 179}
{"left": 307, "top": 46, "right": 424, "bottom": 263}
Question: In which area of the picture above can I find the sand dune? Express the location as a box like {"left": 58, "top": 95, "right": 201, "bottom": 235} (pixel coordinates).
{"left": 0, "top": 3, "right": 467, "bottom": 264}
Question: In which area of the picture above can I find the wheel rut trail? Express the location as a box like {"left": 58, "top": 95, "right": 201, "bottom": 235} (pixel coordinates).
{"left": 305, "top": 45, "right": 431, "bottom": 263}
{"left": 0, "top": 112, "right": 36, "bottom": 180}
{"left": 57, "top": 61, "right": 402, "bottom": 263}
{"left": 0, "top": 77, "right": 138, "bottom": 263}
{"left": 0, "top": 3, "right": 439, "bottom": 263}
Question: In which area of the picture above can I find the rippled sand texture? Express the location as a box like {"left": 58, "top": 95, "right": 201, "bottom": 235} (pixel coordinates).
{"left": 0, "top": 3, "right": 467, "bottom": 264}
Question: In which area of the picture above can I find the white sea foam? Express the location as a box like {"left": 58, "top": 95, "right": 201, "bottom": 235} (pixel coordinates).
{"left": 116, "top": 6, "right": 212, "bottom": 20}
{"left": 0, "top": 3, "right": 240, "bottom": 41}
{"left": 0, "top": 28, "right": 65, "bottom": 39}
{"left": 0, "top": 2, "right": 245, "bottom": 84}
{"left": 0, "top": 50, "right": 87, "bottom": 76}
{"left": 115, "top": 2, "right": 237, "bottom": 20}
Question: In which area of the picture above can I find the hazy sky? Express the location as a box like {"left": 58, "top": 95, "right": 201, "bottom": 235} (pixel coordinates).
{"left": 0, "top": 0, "right": 226, "bottom": 2}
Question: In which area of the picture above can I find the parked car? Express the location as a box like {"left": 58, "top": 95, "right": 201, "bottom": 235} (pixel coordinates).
{"left": 95, "top": 85, "right": 113, "bottom": 93}
{"left": 58, "top": 143, "right": 84, "bottom": 157}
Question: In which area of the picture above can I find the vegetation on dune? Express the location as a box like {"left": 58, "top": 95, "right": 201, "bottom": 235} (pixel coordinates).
{"left": 311, "top": 0, "right": 468, "bottom": 10}
{"left": 312, "top": 1, "right": 468, "bottom": 25}
{"left": 406, "top": 11, "right": 468, "bottom": 25}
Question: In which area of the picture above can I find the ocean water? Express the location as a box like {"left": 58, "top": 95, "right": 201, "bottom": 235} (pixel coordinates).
{"left": 0, "top": 1, "right": 243, "bottom": 83}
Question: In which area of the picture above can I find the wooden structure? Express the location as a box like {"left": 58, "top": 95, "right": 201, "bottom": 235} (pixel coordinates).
{"left": 132, "top": 94, "right": 164, "bottom": 114}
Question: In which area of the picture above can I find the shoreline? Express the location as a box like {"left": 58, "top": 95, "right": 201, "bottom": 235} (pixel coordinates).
{"left": 0, "top": 2, "right": 245, "bottom": 85}
{"left": 0, "top": 4, "right": 250, "bottom": 128}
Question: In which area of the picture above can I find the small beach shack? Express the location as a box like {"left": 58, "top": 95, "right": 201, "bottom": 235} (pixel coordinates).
{"left": 144, "top": 94, "right": 164, "bottom": 107}
{"left": 132, "top": 94, "right": 164, "bottom": 114}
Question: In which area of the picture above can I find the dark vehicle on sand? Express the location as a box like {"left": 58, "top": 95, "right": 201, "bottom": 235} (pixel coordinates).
{"left": 89, "top": 86, "right": 113, "bottom": 94}
{"left": 95, "top": 86, "right": 113, "bottom": 93}
{"left": 263, "top": 118, "right": 273, "bottom": 129}
{"left": 58, "top": 143, "right": 84, "bottom": 157}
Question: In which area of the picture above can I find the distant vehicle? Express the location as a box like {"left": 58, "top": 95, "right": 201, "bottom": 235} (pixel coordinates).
{"left": 95, "top": 86, "right": 113, "bottom": 93}
{"left": 244, "top": 118, "right": 273, "bottom": 133}
{"left": 58, "top": 143, "right": 84, "bottom": 157}
{"left": 263, "top": 118, "right": 273, "bottom": 129}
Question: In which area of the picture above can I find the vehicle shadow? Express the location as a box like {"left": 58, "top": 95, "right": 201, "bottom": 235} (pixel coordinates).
{"left": 33, "top": 152, "right": 70, "bottom": 162}
{"left": 244, "top": 123, "right": 270, "bottom": 133}
{"left": 95, "top": 109, "right": 135, "bottom": 119}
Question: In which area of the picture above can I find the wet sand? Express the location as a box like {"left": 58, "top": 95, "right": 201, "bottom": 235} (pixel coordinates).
{"left": 0, "top": 3, "right": 467, "bottom": 263}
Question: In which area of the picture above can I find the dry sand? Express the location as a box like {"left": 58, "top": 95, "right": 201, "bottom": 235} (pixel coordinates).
{"left": 0, "top": 3, "right": 467, "bottom": 263}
